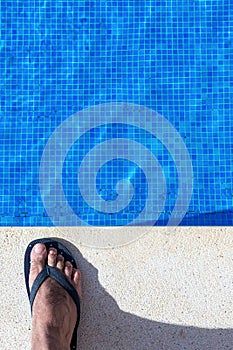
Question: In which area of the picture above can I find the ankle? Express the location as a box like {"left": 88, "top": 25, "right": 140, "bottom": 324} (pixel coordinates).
{"left": 31, "top": 322, "right": 70, "bottom": 350}
{"left": 31, "top": 332, "right": 70, "bottom": 350}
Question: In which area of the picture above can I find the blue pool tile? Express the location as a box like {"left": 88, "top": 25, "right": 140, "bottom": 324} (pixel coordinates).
{"left": 0, "top": 0, "right": 232, "bottom": 226}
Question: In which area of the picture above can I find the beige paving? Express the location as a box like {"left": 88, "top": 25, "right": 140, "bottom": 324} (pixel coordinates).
{"left": 0, "top": 227, "right": 232, "bottom": 349}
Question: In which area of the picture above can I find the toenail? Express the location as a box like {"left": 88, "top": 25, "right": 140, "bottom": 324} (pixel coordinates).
{"left": 49, "top": 248, "right": 57, "bottom": 253}
{"left": 34, "top": 244, "right": 45, "bottom": 254}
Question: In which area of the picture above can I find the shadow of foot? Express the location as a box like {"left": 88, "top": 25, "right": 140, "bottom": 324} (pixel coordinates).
{"left": 57, "top": 238, "right": 233, "bottom": 350}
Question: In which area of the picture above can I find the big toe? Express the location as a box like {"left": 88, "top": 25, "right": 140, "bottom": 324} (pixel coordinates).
{"left": 29, "top": 243, "right": 47, "bottom": 291}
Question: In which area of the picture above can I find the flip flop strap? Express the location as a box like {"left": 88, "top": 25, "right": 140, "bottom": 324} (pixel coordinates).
{"left": 30, "top": 265, "right": 80, "bottom": 324}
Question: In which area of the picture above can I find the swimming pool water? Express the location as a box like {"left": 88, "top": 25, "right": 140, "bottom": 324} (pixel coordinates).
{"left": 0, "top": 0, "right": 233, "bottom": 226}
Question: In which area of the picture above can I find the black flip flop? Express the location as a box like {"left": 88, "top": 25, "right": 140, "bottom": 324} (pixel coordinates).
{"left": 24, "top": 238, "right": 80, "bottom": 350}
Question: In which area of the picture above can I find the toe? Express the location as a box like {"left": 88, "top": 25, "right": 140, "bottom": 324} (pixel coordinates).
{"left": 73, "top": 269, "right": 82, "bottom": 299}
{"left": 30, "top": 243, "right": 47, "bottom": 264}
{"left": 56, "top": 254, "right": 64, "bottom": 270}
{"left": 29, "top": 243, "right": 47, "bottom": 290}
{"left": 64, "top": 261, "right": 73, "bottom": 278}
{"left": 47, "top": 248, "right": 57, "bottom": 267}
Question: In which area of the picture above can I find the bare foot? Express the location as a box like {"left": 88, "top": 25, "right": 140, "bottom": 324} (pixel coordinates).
{"left": 29, "top": 243, "right": 81, "bottom": 350}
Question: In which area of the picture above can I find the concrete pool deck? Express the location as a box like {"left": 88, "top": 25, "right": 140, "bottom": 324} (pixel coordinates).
{"left": 0, "top": 227, "right": 232, "bottom": 349}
